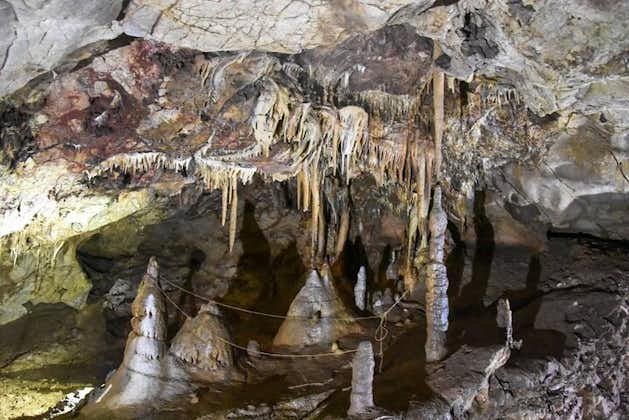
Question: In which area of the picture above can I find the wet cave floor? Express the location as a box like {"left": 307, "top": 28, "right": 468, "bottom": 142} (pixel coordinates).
{"left": 1, "top": 226, "right": 627, "bottom": 418}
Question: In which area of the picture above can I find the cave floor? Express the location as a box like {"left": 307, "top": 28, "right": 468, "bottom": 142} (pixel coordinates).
{"left": 0, "top": 236, "right": 627, "bottom": 418}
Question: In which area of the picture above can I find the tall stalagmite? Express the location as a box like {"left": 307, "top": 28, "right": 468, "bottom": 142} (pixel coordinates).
{"left": 84, "top": 257, "right": 191, "bottom": 411}
{"left": 348, "top": 341, "right": 376, "bottom": 416}
{"left": 425, "top": 187, "right": 449, "bottom": 362}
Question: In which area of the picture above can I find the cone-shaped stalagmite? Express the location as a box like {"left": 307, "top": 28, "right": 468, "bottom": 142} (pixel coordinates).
{"left": 273, "top": 267, "right": 365, "bottom": 348}
{"left": 425, "top": 187, "right": 449, "bottom": 362}
{"left": 169, "top": 303, "right": 242, "bottom": 382}
{"left": 84, "top": 257, "right": 191, "bottom": 412}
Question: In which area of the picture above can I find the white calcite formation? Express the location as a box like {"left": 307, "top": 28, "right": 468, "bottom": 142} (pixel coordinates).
{"left": 273, "top": 267, "right": 366, "bottom": 348}
{"left": 496, "top": 298, "right": 522, "bottom": 350}
{"left": 425, "top": 186, "right": 449, "bottom": 363}
{"left": 348, "top": 341, "right": 376, "bottom": 417}
{"left": 354, "top": 266, "right": 367, "bottom": 311}
{"left": 84, "top": 257, "right": 191, "bottom": 412}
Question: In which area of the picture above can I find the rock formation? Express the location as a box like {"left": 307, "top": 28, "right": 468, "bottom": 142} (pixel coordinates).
{"left": 496, "top": 298, "right": 521, "bottom": 350}
{"left": 354, "top": 266, "right": 367, "bottom": 311}
{"left": 348, "top": 341, "right": 376, "bottom": 417}
{"left": 425, "top": 186, "right": 449, "bottom": 362}
{"left": 273, "top": 267, "right": 366, "bottom": 348}
{"left": 0, "top": 0, "right": 628, "bottom": 418}
{"left": 425, "top": 344, "right": 511, "bottom": 418}
{"left": 84, "top": 257, "right": 191, "bottom": 412}
{"left": 169, "top": 303, "right": 242, "bottom": 382}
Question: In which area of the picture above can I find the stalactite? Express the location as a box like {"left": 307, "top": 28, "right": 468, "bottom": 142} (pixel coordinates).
{"left": 229, "top": 175, "right": 238, "bottom": 253}
{"left": 406, "top": 196, "right": 419, "bottom": 279}
{"left": 432, "top": 60, "right": 445, "bottom": 178}
{"left": 310, "top": 163, "right": 321, "bottom": 259}
{"left": 335, "top": 205, "right": 350, "bottom": 260}
{"left": 302, "top": 167, "right": 311, "bottom": 211}
{"left": 339, "top": 106, "right": 368, "bottom": 183}
{"left": 221, "top": 184, "right": 228, "bottom": 226}
{"left": 317, "top": 202, "right": 326, "bottom": 262}
{"left": 447, "top": 76, "right": 456, "bottom": 95}
{"left": 296, "top": 170, "right": 302, "bottom": 210}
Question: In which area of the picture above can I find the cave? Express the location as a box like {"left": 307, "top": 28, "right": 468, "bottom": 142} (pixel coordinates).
{"left": 0, "top": 1, "right": 628, "bottom": 419}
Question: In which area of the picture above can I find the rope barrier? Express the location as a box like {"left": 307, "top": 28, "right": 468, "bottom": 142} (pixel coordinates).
{"left": 158, "top": 283, "right": 358, "bottom": 359}
{"left": 157, "top": 278, "right": 408, "bottom": 362}
{"left": 374, "top": 290, "right": 407, "bottom": 373}
{"left": 162, "top": 278, "right": 380, "bottom": 321}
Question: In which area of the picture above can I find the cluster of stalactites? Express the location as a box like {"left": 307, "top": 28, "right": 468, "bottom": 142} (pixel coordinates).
{"left": 249, "top": 84, "right": 371, "bottom": 261}
{"left": 404, "top": 144, "right": 436, "bottom": 283}
{"left": 349, "top": 90, "right": 420, "bottom": 123}
{"left": 468, "top": 81, "right": 522, "bottom": 112}
{"left": 252, "top": 80, "right": 290, "bottom": 157}
{"left": 85, "top": 152, "right": 192, "bottom": 181}
{"left": 195, "top": 152, "right": 257, "bottom": 253}
{"left": 130, "top": 256, "right": 168, "bottom": 360}
{"left": 250, "top": 80, "right": 369, "bottom": 183}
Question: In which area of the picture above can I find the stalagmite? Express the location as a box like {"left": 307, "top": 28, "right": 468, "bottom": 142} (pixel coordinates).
{"left": 497, "top": 298, "right": 522, "bottom": 349}
{"left": 169, "top": 303, "right": 242, "bottom": 382}
{"left": 273, "top": 268, "right": 366, "bottom": 348}
{"left": 425, "top": 186, "right": 449, "bottom": 363}
{"left": 85, "top": 257, "right": 191, "bottom": 411}
{"left": 129, "top": 257, "right": 167, "bottom": 358}
{"left": 354, "top": 266, "right": 367, "bottom": 311}
{"left": 348, "top": 341, "right": 375, "bottom": 416}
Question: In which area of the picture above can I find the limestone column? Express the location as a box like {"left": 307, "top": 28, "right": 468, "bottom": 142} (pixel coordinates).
{"left": 348, "top": 341, "right": 375, "bottom": 416}
{"left": 425, "top": 186, "right": 449, "bottom": 362}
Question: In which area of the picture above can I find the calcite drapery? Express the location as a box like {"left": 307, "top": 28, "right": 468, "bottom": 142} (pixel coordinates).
{"left": 425, "top": 186, "right": 449, "bottom": 363}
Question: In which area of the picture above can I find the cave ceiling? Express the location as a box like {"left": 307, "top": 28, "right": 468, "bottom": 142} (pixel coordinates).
{"left": 0, "top": 0, "right": 628, "bottom": 323}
